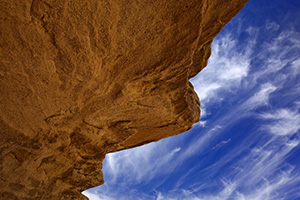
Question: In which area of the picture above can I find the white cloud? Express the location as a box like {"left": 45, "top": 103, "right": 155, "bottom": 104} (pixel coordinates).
{"left": 200, "top": 108, "right": 210, "bottom": 119}
{"left": 172, "top": 147, "right": 181, "bottom": 154}
{"left": 244, "top": 83, "right": 277, "bottom": 109}
{"left": 211, "top": 139, "right": 231, "bottom": 150}
{"left": 179, "top": 125, "right": 223, "bottom": 159}
{"left": 260, "top": 108, "right": 300, "bottom": 136}
{"left": 103, "top": 142, "right": 182, "bottom": 185}
{"left": 252, "top": 29, "right": 300, "bottom": 84}
{"left": 82, "top": 191, "right": 114, "bottom": 200}
{"left": 190, "top": 34, "right": 252, "bottom": 104}
{"left": 265, "top": 21, "right": 280, "bottom": 32}
{"left": 235, "top": 172, "right": 295, "bottom": 200}
{"left": 291, "top": 58, "right": 300, "bottom": 74}
{"left": 193, "top": 120, "right": 207, "bottom": 128}
{"left": 194, "top": 83, "right": 222, "bottom": 102}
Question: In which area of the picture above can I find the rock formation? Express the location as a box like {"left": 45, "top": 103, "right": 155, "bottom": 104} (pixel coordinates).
{"left": 0, "top": 0, "right": 249, "bottom": 199}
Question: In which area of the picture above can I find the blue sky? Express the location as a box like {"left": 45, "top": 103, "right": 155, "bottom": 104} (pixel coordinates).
{"left": 83, "top": 0, "right": 300, "bottom": 199}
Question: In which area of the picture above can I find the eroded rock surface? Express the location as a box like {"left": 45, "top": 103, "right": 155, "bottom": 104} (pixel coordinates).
{"left": 0, "top": 0, "right": 248, "bottom": 199}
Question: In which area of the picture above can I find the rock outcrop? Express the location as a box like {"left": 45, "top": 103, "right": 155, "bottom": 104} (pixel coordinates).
{"left": 0, "top": 0, "right": 249, "bottom": 199}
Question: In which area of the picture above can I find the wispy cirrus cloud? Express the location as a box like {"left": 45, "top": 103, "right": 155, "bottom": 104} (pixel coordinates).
{"left": 103, "top": 142, "right": 182, "bottom": 185}
{"left": 260, "top": 108, "right": 300, "bottom": 136}
{"left": 242, "top": 83, "right": 277, "bottom": 110}
{"left": 251, "top": 29, "right": 300, "bottom": 84}
{"left": 152, "top": 107, "right": 300, "bottom": 200}
{"left": 211, "top": 139, "right": 231, "bottom": 151}
{"left": 191, "top": 33, "right": 252, "bottom": 105}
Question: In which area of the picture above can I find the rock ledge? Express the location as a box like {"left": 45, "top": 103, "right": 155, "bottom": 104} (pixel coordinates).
{"left": 0, "top": 0, "right": 248, "bottom": 199}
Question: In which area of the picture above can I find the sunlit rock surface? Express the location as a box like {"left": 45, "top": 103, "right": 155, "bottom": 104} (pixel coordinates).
{"left": 0, "top": 0, "right": 248, "bottom": 199}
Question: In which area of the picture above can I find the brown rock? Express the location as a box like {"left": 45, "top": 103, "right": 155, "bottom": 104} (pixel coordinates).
{"left": 0, "top": 0, "right": 248, "bottom": 199}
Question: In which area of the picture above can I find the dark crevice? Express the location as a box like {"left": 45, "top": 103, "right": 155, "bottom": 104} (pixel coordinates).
{"left": 82, "top": 119, "right": 103, "bottom": 130}
{"left": 44, "top": 114, "right": 62, "bottom": 123}
{"left": 155, "top": 122, "right": 177, "bottom": 128}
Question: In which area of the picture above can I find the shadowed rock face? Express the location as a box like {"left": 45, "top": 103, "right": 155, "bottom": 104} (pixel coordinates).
{"left": 0, "top": 0, "right": 248, "bottom": 199}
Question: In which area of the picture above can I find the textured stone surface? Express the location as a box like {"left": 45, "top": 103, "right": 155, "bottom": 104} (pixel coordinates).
{"left": 0, "top": 0, "right": 248, "bottom": 199}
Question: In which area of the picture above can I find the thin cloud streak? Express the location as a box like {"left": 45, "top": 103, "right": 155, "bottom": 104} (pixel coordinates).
{"left": 103, "top": 142, "right": 182, "bottom": 185}
{"left": 242, "top": 83, "right": 277, "bottom": 110}
{"left": 211, "top": 139, "right": 231, "bottom": 151}
{"left": 153, "top": 111, "right": 300, "bottom": 199}
{"left": 260, "top": 108, "right": 300, "bottom": 136}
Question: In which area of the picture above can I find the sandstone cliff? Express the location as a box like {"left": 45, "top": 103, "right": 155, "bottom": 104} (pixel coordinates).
{"left": 0, "top": 0, "right": 248, "bottom": 199}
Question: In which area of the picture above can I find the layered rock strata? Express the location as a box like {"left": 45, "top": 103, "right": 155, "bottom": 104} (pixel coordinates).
{"left": 0, "top": 0, "right": 248, "bottom": 199}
